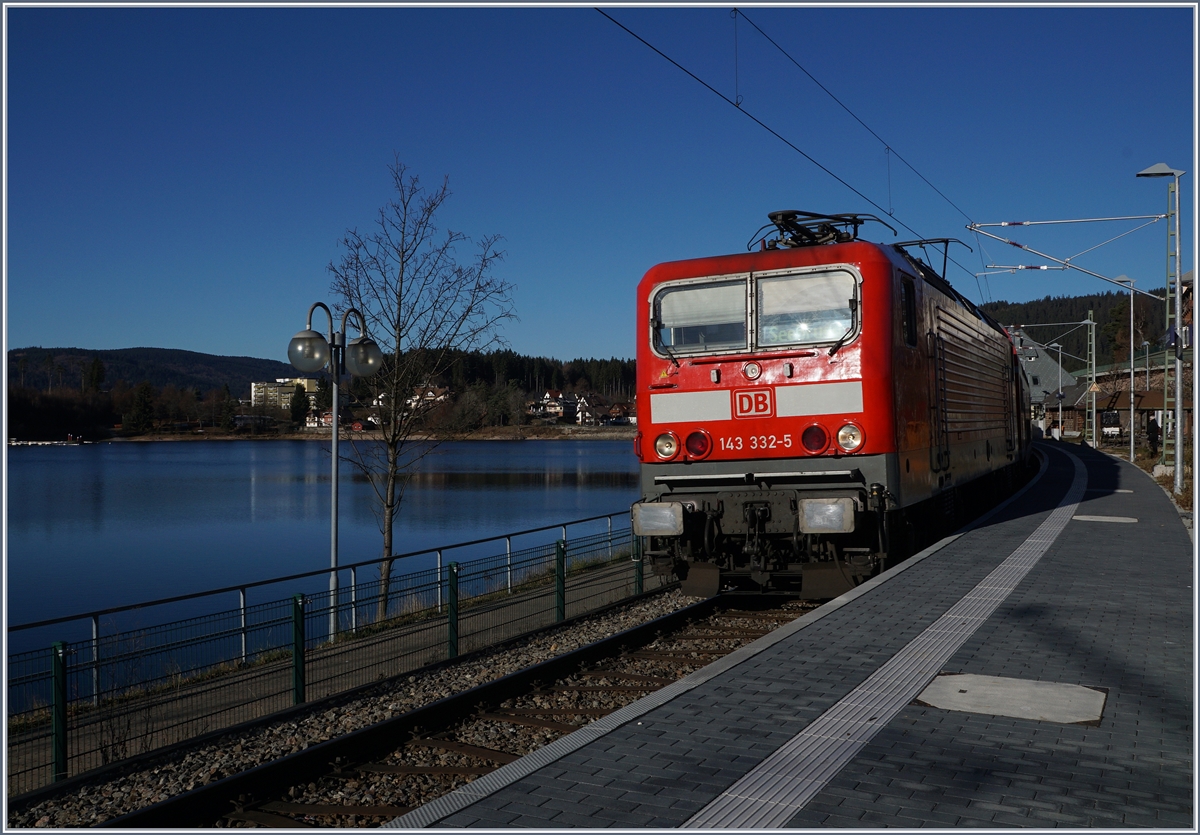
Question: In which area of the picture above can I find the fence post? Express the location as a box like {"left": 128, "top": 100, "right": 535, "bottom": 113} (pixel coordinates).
{"left": 607, "top": 515, "right": 613, "bottom": 559}
{"left": 506, "top": 536, "right": 512, "bottom": 594}
{"left": 447, "top": 563, "right": 459, "bottom": 659}
{"left": 238, "top": 588, "right": 248, "bottom": 666}
{"left": 91, "top": 615, "right": 100, "bottom": 707}
{"left": 437, "top": 550, "right": 444, "bottom": 613}
{"left": 633, "top": 534, "right": 644, "bottom": 596}
{"left": 292, "top": 595, "right": 305, "bottom": 705}
{"left": 51, "top": 642, "right": 68, "bottom": 782}
{"left": 350, "top": 566, "right": 358, "bottom": 634}
{"left": 555, "top": 540, "right": 566, "bottom": 623}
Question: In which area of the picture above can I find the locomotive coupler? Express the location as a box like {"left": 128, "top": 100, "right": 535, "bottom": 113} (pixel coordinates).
{"left": 702, "top": 507, "right": 723, "bottom": 557}
{"left": 742, "top": 502, "right": 771, "bottom": 567}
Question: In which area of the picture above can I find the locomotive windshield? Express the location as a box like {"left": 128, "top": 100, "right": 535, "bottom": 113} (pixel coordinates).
{"left": 651, "top": 269, "right": 858, "bottom": 356}
{"left": 654, "top": 279, "right": 747, "bottom": 354}
{"left": 757, "top": 271, "right": 856, "bottom": 347}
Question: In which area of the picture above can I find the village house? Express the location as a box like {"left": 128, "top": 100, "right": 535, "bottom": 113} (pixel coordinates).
{"left": 305, "top": 409, "right": 363, "bottom": 430}
{"left": 607, "top": 401, "right": 638, "bottom": 425}
{"left": 404, "top": 386, "right": 451, "bottom": 411}
{"left": 575, "top": 392, "right": 607, "bottom": 426}
{"left": 529, "top": 390, "right": 578, "bottom": 422}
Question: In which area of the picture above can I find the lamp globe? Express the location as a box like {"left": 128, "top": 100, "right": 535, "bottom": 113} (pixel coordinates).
{"left": 288, "top": 329, "right": 330, "bottom": 373}
{"left": 345, "top": 336, "right": 384, "bottom": 377}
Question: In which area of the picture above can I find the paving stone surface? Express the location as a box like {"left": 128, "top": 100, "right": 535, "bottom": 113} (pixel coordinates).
{"left": 425, "top": 443, "right": 1192, "bottom": 829}
{"left": 786, "top": 444, "right": 1193, "bottom": 828}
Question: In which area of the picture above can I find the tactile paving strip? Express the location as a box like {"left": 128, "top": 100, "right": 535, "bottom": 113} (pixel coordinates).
{"left": 683, "top": 449, "right": 1088, "bottom": 829}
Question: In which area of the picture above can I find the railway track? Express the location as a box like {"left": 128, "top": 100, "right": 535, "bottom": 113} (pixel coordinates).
{"left": 102, "top": 594, "right": 813, "bottom": 828}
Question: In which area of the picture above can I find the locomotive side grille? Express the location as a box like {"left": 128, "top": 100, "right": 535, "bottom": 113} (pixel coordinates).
{"left": 935, "top": 307, "right": 1010, "bottom": 435}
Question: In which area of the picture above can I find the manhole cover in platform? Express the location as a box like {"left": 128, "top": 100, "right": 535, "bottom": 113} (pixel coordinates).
{"left": 916, "top": 673, "right": 1106, "bottom": 724}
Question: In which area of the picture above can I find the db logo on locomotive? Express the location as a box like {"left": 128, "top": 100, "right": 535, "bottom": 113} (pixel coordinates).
{"left": 733, "top": 388, "right": 774, "bottom": 419}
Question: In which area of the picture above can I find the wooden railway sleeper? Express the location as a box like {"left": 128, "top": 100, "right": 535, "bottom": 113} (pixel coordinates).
{"left": 629, "top": 650, "right": 724, "bottom": 661}
{"left": 225, "top": 808, "right": 313, "bottom": 828}
{"left": 406, "top": 738, "right": 521, "bottom": 765}
{"left": 358, "top": 763, "right": 493, "bottom": 777}
{"left": 578, "top": 670, "right": 676, "bottom": 686}
{"left": 546, "top": 685, "right": 659, "bottom": 693}
{"left": 258, "top": 801, "right": 413, "bottom": 818}
{"left": 476, "top": 712, "right": 579, "bottom": 733}
{"left": 499, "top": 707, "right": 611, "bottom": 717}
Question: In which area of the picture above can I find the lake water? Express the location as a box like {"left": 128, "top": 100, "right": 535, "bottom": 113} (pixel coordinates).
{"left": 6, "top": 439, "right": 639, "bottom": 631}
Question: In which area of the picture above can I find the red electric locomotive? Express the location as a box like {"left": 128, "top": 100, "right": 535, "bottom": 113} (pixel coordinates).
{"left": 631, "top": 211, "right": 1032, "bottom": 597}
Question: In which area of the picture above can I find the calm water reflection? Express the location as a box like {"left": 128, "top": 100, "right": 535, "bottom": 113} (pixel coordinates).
{"left": 7, "top": 440, "right": 638, "bottom": 625}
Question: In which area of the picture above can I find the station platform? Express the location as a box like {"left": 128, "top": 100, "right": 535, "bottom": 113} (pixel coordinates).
{"left": 389, "top": 442, "right": 1194, "bottom": 829}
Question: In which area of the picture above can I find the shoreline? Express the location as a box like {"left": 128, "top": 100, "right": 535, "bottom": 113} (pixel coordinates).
{"left": 14, "top": 425, "right": 638, "bottom": 445}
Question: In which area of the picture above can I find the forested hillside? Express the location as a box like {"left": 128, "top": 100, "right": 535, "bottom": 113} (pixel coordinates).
{"left": 7, "top": 346, "right": 636, "bottom": 401}
{"left": 7, "top": 347, "right": 296, "bottom": 398}
{"left": 982, "top": 289, "right": 1168, "bottom": 373}
{"left": 6, "top": 345, "right": 636, "bottom": 440}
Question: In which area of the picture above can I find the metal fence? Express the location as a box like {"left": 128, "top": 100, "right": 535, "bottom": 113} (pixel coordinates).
{"left": 7, "top": 513, "right": 664, "bottom": 798}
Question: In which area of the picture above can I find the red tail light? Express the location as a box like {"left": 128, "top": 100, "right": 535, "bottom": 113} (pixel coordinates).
{"left": 685, "top": 430, "right": 712, "bottom": 459}
{"left": 801, "top": 425, "right": 828, "bottom": 453}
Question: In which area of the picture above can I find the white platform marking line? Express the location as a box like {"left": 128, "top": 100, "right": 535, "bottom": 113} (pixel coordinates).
{"left": 683, "top": 451, "right": 1088, "bottom": 829}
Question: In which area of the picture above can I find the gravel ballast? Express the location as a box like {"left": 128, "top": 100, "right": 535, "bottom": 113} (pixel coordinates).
{"left": 9, "top": 589, "right": 700, "bottom": 828}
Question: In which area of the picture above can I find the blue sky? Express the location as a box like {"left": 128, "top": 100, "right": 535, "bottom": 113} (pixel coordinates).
{"left": 5, "top": 5, "right": 1195, "bottom": 363}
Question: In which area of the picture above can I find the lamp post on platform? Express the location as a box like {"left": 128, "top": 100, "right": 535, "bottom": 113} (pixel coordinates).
{"left": 1114, "top": 275, "right": 1137, "bottom": 462}
{"left": 1142, "top": 341, "right": 1151, "bottom": 391}
{"left": 1049, "top": 343, "right": 1063, "bottom": 440}
{"left": 289, "top": 303, "right": 383, "bottom": 639}
{"left": 1137, "top": 163, "right": 1185, "bottom": 492}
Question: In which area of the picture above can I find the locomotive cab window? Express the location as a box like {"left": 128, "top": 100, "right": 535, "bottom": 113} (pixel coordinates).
{"left": 653, "top": 279, "right": 747, "bottom": 354}
{"left": 757, "top": 270, "right": 858, "bottom": 348}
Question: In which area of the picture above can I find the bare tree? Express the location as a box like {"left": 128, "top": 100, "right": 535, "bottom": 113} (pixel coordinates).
{"left": 328, "top": 159, "right": 515, "bottom": 621}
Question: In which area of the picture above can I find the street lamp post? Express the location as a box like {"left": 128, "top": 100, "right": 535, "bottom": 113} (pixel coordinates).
{"left": 1115, "top": 275, "right": 1136, "bottom": 462}
{"left": 289, "top": 303, "right": 383, "bottom": 640}
{"left": 1142, "top": 341, "right": 1151, "bottom": 391}
{"left": 1049, "top": 343, "right": 1063, "bottom": 440}
{"left": 1137, "top": 163, "right": 1185, "bottom": 492}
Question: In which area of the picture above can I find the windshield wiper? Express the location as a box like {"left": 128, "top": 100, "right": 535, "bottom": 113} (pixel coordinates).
{"left": 828, "top": 327, "right": 854, "bottom": 357}
{"left": 827, "top": 299, "right": 858, "bottom": 357}
{"left": 651, "top": 318, "right": 681, "bottom": 368}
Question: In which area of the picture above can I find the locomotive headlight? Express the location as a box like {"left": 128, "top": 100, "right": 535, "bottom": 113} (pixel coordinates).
{"left": 654, "top": 432, "right": 680, "bottom": 459}
{"left": 836, "top": 423, "right": 864, "bottom": 452}
{"left": 632, "top": 502, "right": 684, "bottom": 536}
{"left": 798, "top": 498, "right": 856, "bottom": 533}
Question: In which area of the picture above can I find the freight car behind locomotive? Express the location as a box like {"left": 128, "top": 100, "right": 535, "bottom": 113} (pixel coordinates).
{"left": 630, "top": 211, "right": 1032, "bottom": 597}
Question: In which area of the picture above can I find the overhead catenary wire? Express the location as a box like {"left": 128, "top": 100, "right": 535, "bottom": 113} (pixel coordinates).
{"left": 733, "top": 8, "right": 977, "bottom": 226}
{"left": 594, "top": 9, "right": 913, "bottom": 237}
{"left": 596, "top": 9, "right": 981, "bottom": 289}
{"left": 734, "top": 5, "right": 997, "bottom": 295}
